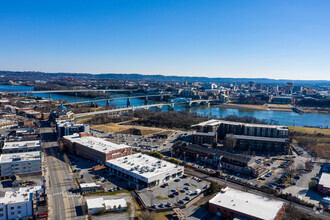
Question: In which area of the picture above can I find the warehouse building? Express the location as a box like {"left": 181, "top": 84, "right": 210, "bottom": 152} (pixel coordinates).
{"left": 106, "top": 153, "right": 184, "bottom": 189}
{"left": 63, "top": 133, "right": 132, "bottom": 164}
{"left": 209, "top": 187, "right": 285, "bottom": 220}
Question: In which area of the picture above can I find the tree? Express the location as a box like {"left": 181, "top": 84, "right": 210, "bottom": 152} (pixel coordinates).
{"left": 208, "top": 182, "right": 220, "bottom": 195}
{"left": 309, "top": 180, "right": 318, "bottom": 191}
{"left": 139, "top": 211, "right": 155, "bottom": 220}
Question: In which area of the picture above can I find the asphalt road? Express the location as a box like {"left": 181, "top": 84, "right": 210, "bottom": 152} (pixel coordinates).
{"left": 44, "top": 142, "right": 84, "bottom": 219}
{"left": 185, "top": 168, "right": 330, "bottom": 219}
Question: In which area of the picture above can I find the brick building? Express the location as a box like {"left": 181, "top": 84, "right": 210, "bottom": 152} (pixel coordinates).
{"left": 63, "top": 133, "right": 132, "bottom": 164}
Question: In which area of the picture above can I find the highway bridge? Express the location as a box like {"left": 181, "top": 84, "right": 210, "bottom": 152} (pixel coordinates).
{"left": 60, "top": 93, "right": 173, "bottom": 106}
{"left": 74, "top": 99, "right": 214, "bottom": 118}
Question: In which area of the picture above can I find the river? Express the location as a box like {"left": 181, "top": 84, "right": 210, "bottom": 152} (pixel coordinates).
{"left": 1, "top": 84, "right": 329, "bottom": 128}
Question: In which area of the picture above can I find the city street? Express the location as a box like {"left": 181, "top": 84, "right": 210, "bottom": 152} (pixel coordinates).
{"left": 44, "top": 142, "right": 85, "bottom": 219}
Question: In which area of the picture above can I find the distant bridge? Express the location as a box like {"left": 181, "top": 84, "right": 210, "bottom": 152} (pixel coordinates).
{"left": 4, "top": 89, "right": 136, "bottom": 94}
{"left": 60, "top": 93, "right": 173, "bottom": 106}
{"left": 74, "top": 98, "right": 214, "bottom": 118}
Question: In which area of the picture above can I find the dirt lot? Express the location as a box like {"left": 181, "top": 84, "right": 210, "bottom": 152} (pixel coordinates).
{"left": 92, "top": 123, "right": 171, "bottom": 137}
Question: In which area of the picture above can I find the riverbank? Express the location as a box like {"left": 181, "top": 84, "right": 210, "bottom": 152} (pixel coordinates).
{"left": 220, "top": 103, "right": 293, "bottom": 112}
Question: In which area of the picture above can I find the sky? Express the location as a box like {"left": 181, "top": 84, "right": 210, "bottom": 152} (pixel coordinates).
{"left": 0, "top": 0, "right": 330, "bottom": 80}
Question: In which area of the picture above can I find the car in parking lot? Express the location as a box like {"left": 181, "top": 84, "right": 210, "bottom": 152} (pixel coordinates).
{"left": 167, "top": 202, "right": 173, "bottom": 207}
{"left": 174, "top": 178, "right": 181, "bottom": 182}
{"left": 152, "top": 204, "right": 157, "bottom": 208}
{"left": 159, "top": 203, "right": 164, "bottom": 208}
{"left": 178, "top": 200, "right": 184, "bottom": 204}
{"left": 180, "top": 189, "right": 185, "bottom": 193}
{"left": 184, "top": 182, "right": 191, "bottom": 186}
{"left": 184, "top": 196, "right": 190, "bottom": 201}
{"left": 184, "top": 186, "right": 190, "bottom": 190}
{"left": 171, "top": 189, "right": 177, "bottom": 192}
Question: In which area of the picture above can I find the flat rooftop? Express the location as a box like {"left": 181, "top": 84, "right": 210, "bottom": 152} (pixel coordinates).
{"left": 0, "top": 185, "right": 44, "bottom": 205}
{"left": 209, "top": 187, "right": 284, "bottom": 220}
{"left": 320, "top": 173, "right": 330, "bottom": 189}
{"left": 230, "top": 135, "right": 289, "bottom": 143}
{"left": 64, "top": 134, "right": 130, "bottom": 154}
{"left": 56, "top": 120, "right": 87, "bottom": 127}
{"left": 0, "top": 151, "right": 41, "bottom": 163}
{"left": 106, "top": 153, "right": 184, "bottom": 179}
{"left": 193, "top": 132, "right": 217, "bottom": 136}
{"left": 193, "top": 119, "right": 288, "bottom": 130}
{"left": 3, "top": 140, "right": 41, "bottom": 149}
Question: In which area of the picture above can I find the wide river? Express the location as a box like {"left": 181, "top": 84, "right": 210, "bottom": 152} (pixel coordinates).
{"left": 1, "top": 84, "right": 329, "bottom": 128}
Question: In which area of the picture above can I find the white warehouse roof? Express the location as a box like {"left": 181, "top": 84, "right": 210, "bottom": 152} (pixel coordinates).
{"left": 63, "top": 134, "right": 130, "bottom": 154}
{"left": 106, "top": 153, "right": 184, "bottom": 181}
{"left": 209, "top": 187, "right": 284, "bottom": 220}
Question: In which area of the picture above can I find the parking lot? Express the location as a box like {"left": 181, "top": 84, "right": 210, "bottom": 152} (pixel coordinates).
{"left": 139, "top": 175, "right": 209, "bottom": 208}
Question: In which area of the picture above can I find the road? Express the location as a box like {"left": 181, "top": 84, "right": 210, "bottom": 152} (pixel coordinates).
{"left": 185, "top": 168, "right": 330, "bottom": 219}
{"left": 44, "top": 142, "right": 85, "bottom": 219}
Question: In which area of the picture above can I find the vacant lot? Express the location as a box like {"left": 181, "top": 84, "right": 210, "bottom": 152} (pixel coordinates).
{"left": 92, "top": 123, "right": 167, "bottom": 136}
{"left": 289, "top": 126, "right": 330, "bottom": 159}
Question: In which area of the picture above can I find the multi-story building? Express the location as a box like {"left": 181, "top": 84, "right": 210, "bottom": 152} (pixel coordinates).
{"left": 0, "top": 151, "right": 42, "bottom": 180}
{"left": 209, "top": 187, "right": 285, "bottom": 220}
{"left": 194, "top": 120, "right": 289, "bottom": 140}
{"left": 228, "top": 135, "right": 290, "bottom": 155}
{"left": 192, "top": 132, "right": 217, "bottom": 146}
{"left": 63, "top": 133, "right": 132, "bottom": 164}
{"left": 318, "top": 173, "right": 330, "bottom": 196}
{"left": 0, "top": 119, "right": 17, "bottom": 129}
{"left": 0, "top": 185, "right": 45, "bottom": 220}
{"left": 106, "top": 153, "right": 184, "bottom": 189}
{"left": 56, "top": 120, "right": 90, "bottom": 138}
{"left": 173, "top": 142, "right": 260, "bottom": 177}
{"left": 2, "top": 140, "right": 42, "bottom": 154}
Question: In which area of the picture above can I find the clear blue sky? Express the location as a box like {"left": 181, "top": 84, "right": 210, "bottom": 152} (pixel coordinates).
{"left": 0, "top": 0, "right": 329, "bottom": 80}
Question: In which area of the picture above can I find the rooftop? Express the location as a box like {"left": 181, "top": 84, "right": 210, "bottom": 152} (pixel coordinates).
{"left": 209, "top": 187, "right": 284, "bottom": 220}
{"left": 0, "top": 151, "right": 41, "bottom": 163}
{"left": 3, "top": 140, "right": 41, "bottom": 149}
{"left": 56, "top": 120, "right": 86, "bottom": 127}
{"left": 193, "top": 132, "right": 217, "bottom": 136}
{"left": 0, "top": 185, "right": 44, "bottom": 205}
{"left": 63, "top": 134, "right": 130, "bottom": 154}
{"left": 106, "top": 153, "right": 184, "bottom": 179}
{"left": 319, "top": 173, "right": 330, "bottom": 189}
{"left": 193, "top": 119, "right": 288, "bottom": 130}
{"left": 229, "top": 135, "right": 289, "bottom": 143}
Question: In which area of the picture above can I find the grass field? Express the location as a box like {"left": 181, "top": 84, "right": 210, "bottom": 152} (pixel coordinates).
{"left": 289, "top": 126, "right": 330, "bottom": 136}
{"left": 290, "top": 126, "right": 330, "bottom": 159}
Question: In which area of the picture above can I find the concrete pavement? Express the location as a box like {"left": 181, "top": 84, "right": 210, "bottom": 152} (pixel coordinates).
{"left": 44, "top": 142, "right": 85, "bottom": 219}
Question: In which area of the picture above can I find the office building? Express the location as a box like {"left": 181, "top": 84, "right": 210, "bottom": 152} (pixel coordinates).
{"left": 106, "top": 153, "right": 184, "bottom": 189}
{"left": 56, "top": 120, "right": 90, "bottom": 138}
{"left": 2, "top": 140, "right": 42, "bottom": 154}
{"left": 0, "top": 151, "right": 42, "bottom": 179}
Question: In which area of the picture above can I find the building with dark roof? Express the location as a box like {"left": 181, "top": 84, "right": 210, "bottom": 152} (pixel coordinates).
{"left": 173, "top": 142, "right": 260, "bottom": 177}
{"left": 227, "top": 134, "right": 290, "bottom": 155}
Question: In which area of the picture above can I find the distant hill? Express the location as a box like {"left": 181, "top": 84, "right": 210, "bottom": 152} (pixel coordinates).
{"left": 0, "top": 71, "right": 329, "bottom": 86}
